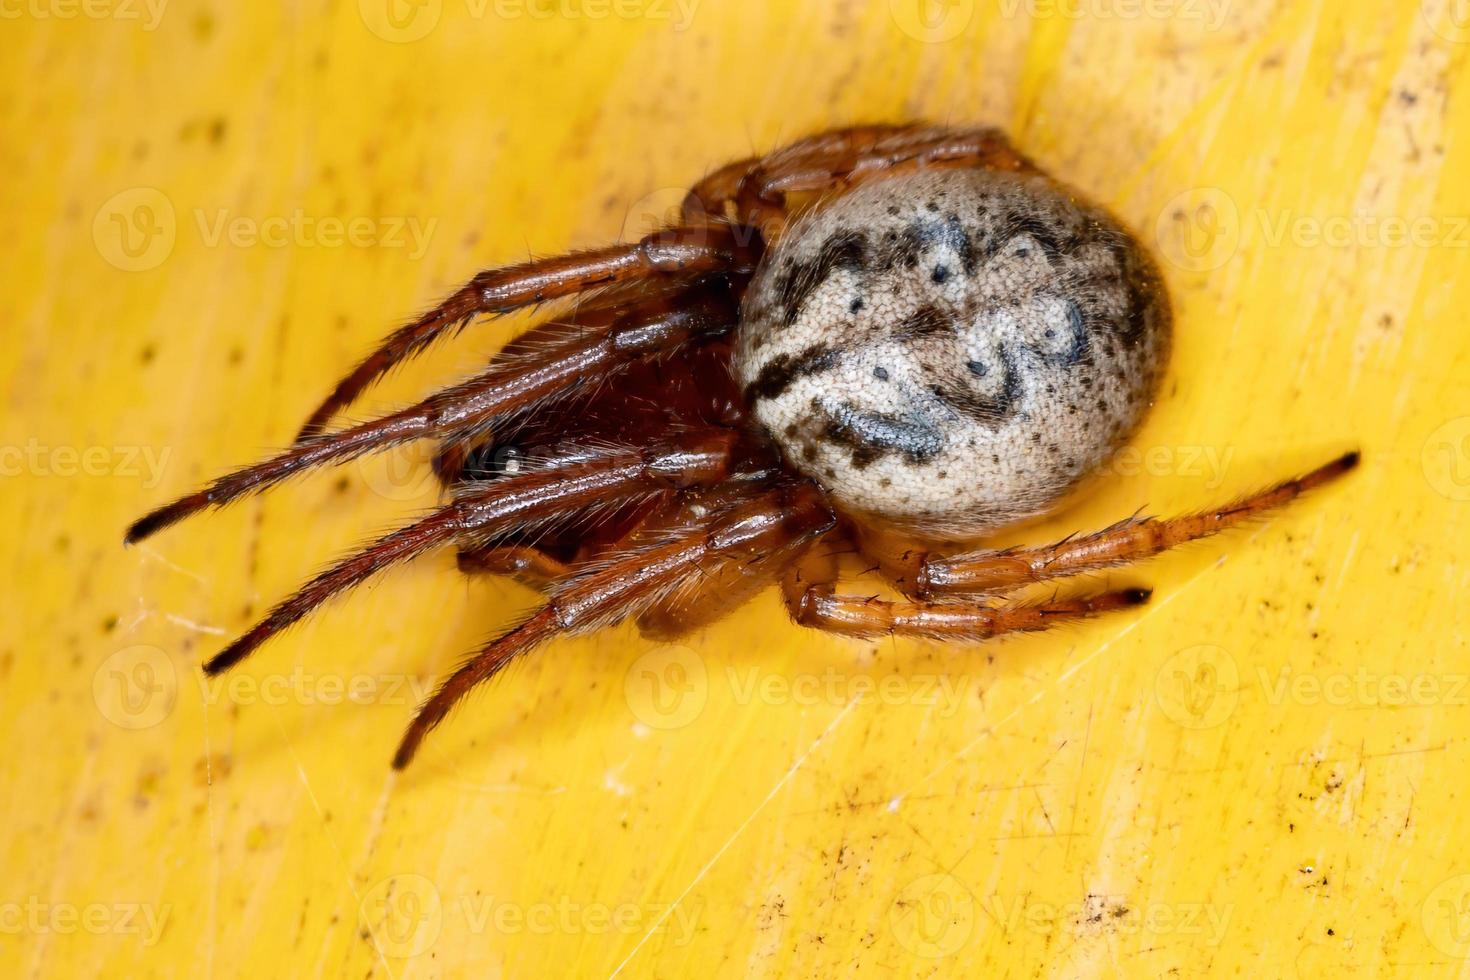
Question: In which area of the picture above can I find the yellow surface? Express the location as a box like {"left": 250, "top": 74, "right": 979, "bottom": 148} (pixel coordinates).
{"left": 5, "top": 1, "right": 1470, "bottom": 976}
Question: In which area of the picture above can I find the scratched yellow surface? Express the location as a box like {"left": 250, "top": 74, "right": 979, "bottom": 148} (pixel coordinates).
{"left": 4, "top": 0, "right": 1470, "bottom": 976}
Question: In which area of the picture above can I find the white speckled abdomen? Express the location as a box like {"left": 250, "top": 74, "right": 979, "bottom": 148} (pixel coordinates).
{"left": 733, "top": 168, "right": 1171, "bottom": 539}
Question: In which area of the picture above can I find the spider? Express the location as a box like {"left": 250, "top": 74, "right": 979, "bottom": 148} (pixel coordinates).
{"left": 127, "top": 124, "right": 1356, "bottom": 769}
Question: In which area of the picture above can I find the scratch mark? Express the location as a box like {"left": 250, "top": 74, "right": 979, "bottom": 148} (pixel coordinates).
{"left": 607, "top": 700, "right": 857, "bottom": 979}
{"left": 133, "top": 543, "right": 209, "bottom": 584}
{"left": 163, "top": 613, "right": 227, "bottom": 636}
{"left": 901, "top": 563, "right": 1207, "bottom": 797}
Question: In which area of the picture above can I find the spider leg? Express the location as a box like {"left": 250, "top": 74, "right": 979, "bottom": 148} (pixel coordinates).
{"left": 203, "top": 432, "right": 737, "bottom": 674}
{"left": 294, "top": 223, "right": 758, "bottom": 441}
{"left": 455, "top": 545, "right": 575, "bottom": 591}
{"left": 732, "top": 125, "right": 1035, "bottom": 240}
{"left": 392, "top": 481, "right": 836, "bottom": 768}
{"left": 680, "top": 125, "right": 920, "bottom": 222}
{"left": 125, "top": 287, "right": 738, "bottom": 543}
{"left": 632, "top": 493, "right": 845, "bottom": 640}
{"left": 916, "top": 451, "right": 1359, "bottom": 597}
{"left": 781, "top": 545, "right": 1150, "bottom": 642}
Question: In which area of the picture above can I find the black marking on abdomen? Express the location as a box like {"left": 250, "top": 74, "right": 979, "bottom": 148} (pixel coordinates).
{"left": 996, "top": 210, "right": 1074, "bottom": 263}
{"left": 820, "top": 401, "right": 944, "bottom": 469}
{"left": 926, "top": 345, "right": 1024, "bottom": 426}
{"left": 775, "top": 230, "right": 870, "bottom": 326}
{"left": 888, "top": 214, "right": 976, "bottom": 275}
{"left": 893, "top": 304, "right": 955, "bottom": 341}
{"left": 745, "top": 342, "right": 843, "bottom": 402}
{"left": 1037, "top": 299, "right": 1092, "bottom": 367}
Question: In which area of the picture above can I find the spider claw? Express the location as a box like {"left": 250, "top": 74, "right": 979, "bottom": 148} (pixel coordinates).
{"left": 125, "top": 490, "right": 215, "bottom": 544}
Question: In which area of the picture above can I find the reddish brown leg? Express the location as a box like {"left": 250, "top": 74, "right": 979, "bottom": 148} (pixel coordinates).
{"left": 455, "top": 545, "right": 575, "bottom": 591}
{"left": 392, "top": 482, "right": 836, "bottom": 768}
{"left": 917, "top": 452, "right": 1359, "bottom": 597}
{"left": 732, "top": 126, "right": 1035, "bottom": 240}
{"left": 781, "top": 546, "right": 1149, "bottom": 643}
{"left": 125, "top": 287, "right": 738, "bottom": 543}
{"left": 295, "top": 224, "right": 758, "bottom": 441}
{"left": 632, "top": 491, "right": 836, "bottom": 640}
{"left": 202, "top": 432, "right": 736, "bottom": 674}
{"left": 681, "top": 125, "right": 921, "bottom": 222}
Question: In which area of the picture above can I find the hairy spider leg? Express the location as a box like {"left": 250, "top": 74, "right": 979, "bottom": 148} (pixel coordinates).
{"left": 730, "top": 125, "right": 1035, "bottom": 241}
{"left": 915, "top": 452, "right": 1359, "bottom": 596}
{"left": 203, "top": 432, "right": 738, "bottom": 674}
{"left": 294, "top": 224, "right": 757, "bottom": 441}
{"left": 125, "top": 287, "right": 740, "bottom": 543}
{"left": 393, "top": 482, "right": 836, "bottom": 768}
{"left": 781, "top": 545, "right": 1150, "bottom": 641}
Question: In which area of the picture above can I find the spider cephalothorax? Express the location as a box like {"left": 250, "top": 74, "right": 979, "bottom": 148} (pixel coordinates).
{"left": 128, "top": 124, "right": 1354, "bottom": 769}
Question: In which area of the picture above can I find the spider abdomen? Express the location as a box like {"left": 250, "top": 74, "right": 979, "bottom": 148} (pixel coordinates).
{"left": 733, "top": 167, "right": 1171, "bottom": 539}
